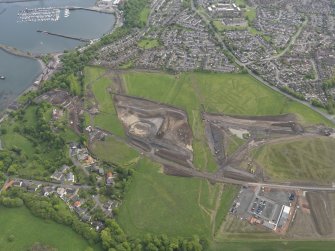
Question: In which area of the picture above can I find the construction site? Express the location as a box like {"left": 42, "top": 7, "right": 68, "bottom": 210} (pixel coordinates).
{"left": 203, "top": 113, "right": 334, "bottom": 182}
{"left": 114, "top": 94, "right": 194, "bottom": 167}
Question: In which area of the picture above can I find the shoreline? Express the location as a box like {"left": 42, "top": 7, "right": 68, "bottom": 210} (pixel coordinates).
{"left": 0, "top": 1, "right": 120, "bottom": 122}
{"left": 0, "top": 48, "right": 47, "bottom": 120}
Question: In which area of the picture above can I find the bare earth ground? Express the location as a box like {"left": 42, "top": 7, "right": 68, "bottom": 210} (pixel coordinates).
{"left": 114, "top": 94, "right": 194, "bottom": 167}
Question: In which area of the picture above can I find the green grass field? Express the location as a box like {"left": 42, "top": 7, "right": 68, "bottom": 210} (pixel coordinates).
{"left": 0, "top": 206, "right": 100, "bottom": 251}
{"left": 138, "top": 39, "right": 160, "bottom": 49}
{"left": 213, "top": 185, "right": 239, "bottom": 234}
{"left": 84, "top": 66, "right": 106, "bottom": 87}
{"left": 139, "top": 7, "right": 150, "bottom": 24}
{"left": 90, "top": 136, "right": 139, "bottom": 166}
{"left": 213, "top": 20, "right": 247, "bottom": 32}
{"left": 226, "top": 135, "right": 245, "bottom": 156}
{"left": 118, "top": 158, "right": 235, "bottom": 238}
{"left": 67, "top": 74, "right": 81, "bottom": 96}
{"left": 1, "top": 130, "right": 34, "bottom": 156}
{"left": 118, "top": 158, "right": 211, "bottom": 238}
{"left": 253, "top": 137, "right": 335, "bottom": 184}
{"left": 245, "top": 7, "right": 256, "bottom": 22}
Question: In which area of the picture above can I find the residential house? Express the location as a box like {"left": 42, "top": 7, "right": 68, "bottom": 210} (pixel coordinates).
{"left": 65, "top": 172, "right": 75, "bottom": 183}
{"left": 106, "top": 172, "right": 114, "bottom": 186}
{"left": 73, "top": 200, "right": 82, "bottom": 208}
{"left": 12, "top": 180, "right": 22, "bottom": 187}
{"left": 27, "top": 184, "right": 41, "bottom": 192}
{"left": 50, "top": 171, "right": 64, "bottom": 181}
{"left": 42, "top": 186, "right": 56, "bottom": 196}
{"left": 56, "top": 187, "right": 67, "bottom": 197}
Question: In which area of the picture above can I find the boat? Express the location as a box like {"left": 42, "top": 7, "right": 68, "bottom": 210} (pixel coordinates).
{"left": 0, "top": 76, "right": 5, "bottom": 80}
{"left": 64, "top": 9, "right": 70, "bottom": 18}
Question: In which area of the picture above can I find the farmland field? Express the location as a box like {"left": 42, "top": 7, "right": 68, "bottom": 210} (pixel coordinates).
{"left": 0, "top": 206, "right": 100, "bottom": 251}
{"left": 253, "top": 137, "right": 335, "bottom": 184}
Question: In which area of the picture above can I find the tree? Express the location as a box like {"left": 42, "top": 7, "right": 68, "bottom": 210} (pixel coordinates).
{"left": 7, "top": 235, "right": 15, "bottom": 242}
{"left": 0, "top": 197, "right": 24, "bottom": 207}
{"left": 7, "top": 164, "right": 18, "bottom": 175}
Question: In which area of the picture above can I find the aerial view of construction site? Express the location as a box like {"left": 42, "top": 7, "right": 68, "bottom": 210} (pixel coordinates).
{"left": 80, "top": 68, "right": 335, "bottom": 250}
{"left": 2, "top": 0, "right": 335, "bottom": 250}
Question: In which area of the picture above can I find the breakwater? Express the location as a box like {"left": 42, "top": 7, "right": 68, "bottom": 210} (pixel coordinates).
{"left": 37, "top": 30, "right": 91, "bottom": 42}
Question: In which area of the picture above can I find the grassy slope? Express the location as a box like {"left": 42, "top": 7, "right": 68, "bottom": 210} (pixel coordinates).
{"left": 118, "top": 158, "right": 219, "bottom": 238}
{"left": 84, "top": 66, "right": 106, "bottom": 86}
{"left": 123, "top": 71, "right": 332, "bottom": 173}
{"left": 84, "top": 67, "right": 125, "bottom": 137}
{"left": 90, "top": 136, "right": 139, "bottom": 166}
{"left": 253, "top": 137, "right": 335, "bottom": 184}
{"left": 1, "top": 130, "right": 34, "bottom": 156}
{"left": 0, "top": 206, "right": 100, "bottom": 251}
{"left": 119, "top": 161, "right": 239, "bottom": 239}
{"left": 214, "top": 185, "right": 239, "bottom": 233}
{"left": 68, "top": 74, "right": 81, "bottom": 96}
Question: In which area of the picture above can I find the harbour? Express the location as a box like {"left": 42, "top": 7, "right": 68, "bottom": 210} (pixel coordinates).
{"left": 0, "top": 0, "right": 116, "bottom": 113}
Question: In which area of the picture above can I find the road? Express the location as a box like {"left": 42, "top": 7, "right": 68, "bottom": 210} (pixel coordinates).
{"left": 12, "top": 178, "right": 92, "bottom": 189}
{"left": 121, "top": 135, "right": 335, "bottom": 192}
{"left": 261, "top": 18, "right": 308, "bottom": 62}
{"left": 69, "top": 149, "right": 90, "bottom": 176}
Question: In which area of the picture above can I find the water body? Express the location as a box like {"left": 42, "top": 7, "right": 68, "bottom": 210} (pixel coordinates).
{"left": 0, "top": 0, "right": 116, "bottom": 53}
{"left": 0, "top": 0, "right": 116, "bottom": 112}
{"left": 0, "top": 49, "right": 41, "bottom": 110}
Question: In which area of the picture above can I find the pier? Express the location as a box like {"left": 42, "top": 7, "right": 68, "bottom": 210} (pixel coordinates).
{"left": 60, "top": 6, "right": 115, "bottom": 14}
{"left": 37, "top": 30, "right": 91, "bottom": 43}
